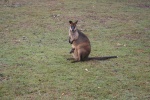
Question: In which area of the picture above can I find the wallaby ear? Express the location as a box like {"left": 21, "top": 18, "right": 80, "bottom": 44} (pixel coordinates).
{"left": 75, "top": 20, "right": 78, "bottom": 24}
{"left": 69, "top": 21, "right": 73, "bottom": 24}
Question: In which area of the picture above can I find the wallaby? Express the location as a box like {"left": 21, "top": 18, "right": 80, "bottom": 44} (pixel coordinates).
{"left": 68, "top": 20, "right": 91, "bottom": 62}
{"left": 68, "top": 20, "right": 118, "bottom": 63}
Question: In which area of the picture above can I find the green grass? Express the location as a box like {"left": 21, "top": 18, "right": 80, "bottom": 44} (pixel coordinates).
{"left": 0, "top": 0, "right": 150, "bottom": 99}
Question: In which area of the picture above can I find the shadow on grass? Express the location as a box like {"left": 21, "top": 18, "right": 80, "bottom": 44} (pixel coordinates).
{"left": 67, "top": 56, "right": 118, "bottom": 63}
{"left": 88, "top": 56, "right": 118, "bottom": 61}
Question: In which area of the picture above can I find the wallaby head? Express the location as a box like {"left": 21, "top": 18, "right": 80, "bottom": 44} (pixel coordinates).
{"left": 69, "top": 20, "right": 78, "bottom": 32}
{"left": 69, "top": 20, "right": 79, "bottom": 44}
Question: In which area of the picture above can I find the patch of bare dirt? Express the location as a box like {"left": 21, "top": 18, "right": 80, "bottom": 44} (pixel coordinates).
{"left": 12, "top": 38, "right": 21, "bottom": 44}
{"left": 1, "top": 0, "right": 30, "bottom": 7}
{"left": 114, "top": 33, "right": 143, "bottom": 41}
{"left": 122, "top": 34, "right": 141, "bottom": 40}
{"left": 137, "top": 4, "right": 150, "bottom": 8}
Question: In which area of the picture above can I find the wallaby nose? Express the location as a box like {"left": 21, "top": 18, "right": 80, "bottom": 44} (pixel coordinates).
{"left": 72, "top": 29, "right": 75, "bottom": 32}
{"left": 71, "top": 26, "right": 75, "bottom": 32}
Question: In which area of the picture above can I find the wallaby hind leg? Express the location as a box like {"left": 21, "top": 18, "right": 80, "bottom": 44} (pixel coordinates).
{"left": 78, "top": 49, "right": 90, "bottom": 61}
{"left": 80, "top": 53, "right": 89, "bottom": 61}
{"left": 72, "top": 48, "right": 79, "bottom": 61}
{"left": 72, "top": 49, "right": 89, "bottom": 62}
{"left": 81, "top": 54, "right": 89, "bottom": 61}
{"left": 71, "top": 48, "right": 82, "bottom": 63}
{"left": 72, "top": 48, "right": 90, "bottom": 62}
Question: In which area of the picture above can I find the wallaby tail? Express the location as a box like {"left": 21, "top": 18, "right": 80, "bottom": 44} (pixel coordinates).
{"left": 88, "top": 56, "right": 118, "bottom": 61}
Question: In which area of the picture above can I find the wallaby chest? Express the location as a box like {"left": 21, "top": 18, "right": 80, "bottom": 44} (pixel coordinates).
{"left": 73, "top": 31, "right": 90, "bottom": 46}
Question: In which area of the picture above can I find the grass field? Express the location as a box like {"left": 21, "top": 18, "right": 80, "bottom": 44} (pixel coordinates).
{"left": 0, "top": 0, "right": 150, "bottom": 99}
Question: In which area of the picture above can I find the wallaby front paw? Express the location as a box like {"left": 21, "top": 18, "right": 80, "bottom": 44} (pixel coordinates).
{"left": 70, "top": 48, "right": 75, "bottom": 54}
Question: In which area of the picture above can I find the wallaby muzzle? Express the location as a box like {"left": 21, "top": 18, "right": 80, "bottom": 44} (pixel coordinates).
{"left": 70, "top": 26, "right": 76, "bottom": 32}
